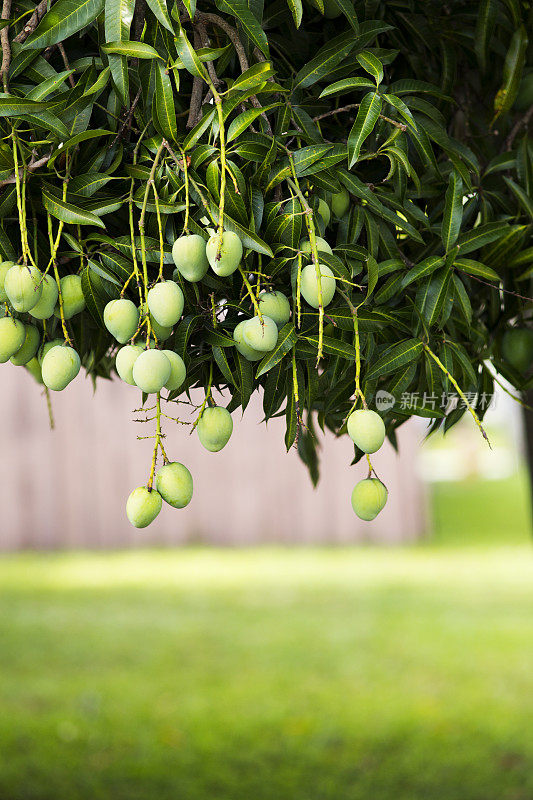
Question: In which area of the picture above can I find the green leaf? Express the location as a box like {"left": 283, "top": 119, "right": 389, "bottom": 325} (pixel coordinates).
{"left": 183, "top": 108, "right": 216, "bottom": 151}
{"left": 441, "top": 170, "right": 463, "bottom": 251}
{"left": 146, "top": 0, "right": 173, "bottom": 31}
{"left": 293, "top": 31, "right": 355, "bottom": 89}
{"left": 347, "top": 92, "right": 382, "bottom": 168}
{"left": 474, "top": 0, "right": 498, "bottom": 72}
{"left": 0, "top": 96, "right": 46, "bottom": 116}
{"left": 325, "top": 0, "right": 358, "bottom": 32}
{"left": 226, "top": 104, "right": 280, "bottom": 143}
{"left": 494, "top": 25, "right": 528, "bottom": 118}
{"left": 42, "top": 186, "right": 106, "bottom": 229}
{"left": 401, "top": 256, "right": 444, "bottom": 289}
{"left": 23, "top": 0, "right": 105, "bottom": 49}
{"left": 356, "top": 51, "right": 383, "bottom": 86}
{"left": 230, "top": 62, "right": 274, "bottom": 93}
{"left": 154, "top": 60, "right": 177, "bottom": 141}
{"left": 381, "top": 94, "right": 417, "bottom": 130}
{"left": 102, "top": 40, "right": 161, "bottom": 59}
{"left": 212, "top": 345, "right": 236, "bottom": 385}
{"left": 215, "top": 0, "right": 269, "bottom": 57}
{"left": 286, "top": 0, "right": 303, "bottom": 28}
{"left": 366, "top": 255, "right": 378, "bottom": 298}
{"left": 503, "top": 176, "right": 533, "bottom": 220}
{"left": 175, "top": 24, "right": 209, "bottom": 80}
{"left": 416, "top": 268, "right": 452, "bottom": 327}
{"left": 452, "top": 274, "right": 472, "bottom": 324}
{"left": 366, "top": 339, "right": 423, "bottom": 381}
{"left": 319, "top": 77, "right": 375, "bottom": 98}
{"left": 285, "top": 385, "right": 297, "bottom": 450}
{"left": 256, "top": 324, "right": 297, "bottom": 378}
{"left": 48, "top": 130, "right": 114, "bottom": 166}
{"left": 454, "top": 258, "right": 500, "bottom": 281}
{"left": 234, "top": 351, "right": 254, "bottom": 410}
{"left": 303, "top": 335, "right": 356, "bottom": 359}
{"left": 456, "top": 222, "right": 509, "bottom": 255}
{"left": 81, "top": 265, "right": 106, "bottom": 326}
{"left": 104, "top": 0, "right": 134, "bottom": 104}
{"left": 26, "top": 69, "right": 75, "bottom": 100}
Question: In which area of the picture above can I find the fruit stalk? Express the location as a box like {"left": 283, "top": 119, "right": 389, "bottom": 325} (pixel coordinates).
{"left": 424, "top": 343, "right": 491, "bottom": 447}
{"left": 147, "top": 391, "right": 168, "bottom": 490}
{"left": 138, "top": 141, "right": 165, "bottom": 326}
{"left": 285, "top": 150, "right": 324, "bottom": 364}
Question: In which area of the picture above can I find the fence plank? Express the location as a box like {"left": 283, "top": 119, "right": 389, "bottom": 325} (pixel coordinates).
{"left": 0, "top": 364, "right": 428, "bottom": 548}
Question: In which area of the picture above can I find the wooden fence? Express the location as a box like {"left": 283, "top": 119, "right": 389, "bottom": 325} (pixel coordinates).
{"left": 0, "top": 363, "right": 428, "bottom": 549}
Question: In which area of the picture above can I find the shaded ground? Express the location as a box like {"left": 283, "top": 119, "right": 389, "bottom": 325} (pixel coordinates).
{"left": 0, "top": 476, "right": 532, "bottom": 800}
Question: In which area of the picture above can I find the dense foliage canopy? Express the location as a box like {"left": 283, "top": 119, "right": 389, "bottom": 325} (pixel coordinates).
{"left": 0, "top": 0, "right": 532, "bottom": 520}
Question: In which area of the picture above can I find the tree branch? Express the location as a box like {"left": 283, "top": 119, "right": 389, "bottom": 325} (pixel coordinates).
{"left": 0, "top": 152, "right": 51, "bottom": 189}
{"left": 0, "top": 0, "right": 12, "bottom": 92}
{"left": 13, "top": 0, "right": 47, "bottom": 44}
{"left": 505, "top": 104, "right": 533, "bottom": 151}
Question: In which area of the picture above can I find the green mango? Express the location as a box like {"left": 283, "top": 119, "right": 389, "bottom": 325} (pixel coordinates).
{"left": 156, "top": 462, "right": 193, "bottom": 508}
{"left": 147, "top": 280, "right": 184, "bottom": 327}
{"left": 41, "top": 345, "right": 81, "bottom": 391}
{"left": 172, "top": 234, "right": 209, "bottom": 282}
{"left": 132, "top": 349, "right": 171, "bottom": 393}
{"left": 104, "top": 298, "right": 139, "bottom": 343}
{"left": 10, "top": 324, "right": 40, "bottom": 366}
{"left": 258, "top": 291, "right": 291, "bottom": 328}
{"left": 126, "top": 486, "right": 162, "bottom": 528}
{"left": 347, "top": 409, "right": 386, "bottom": 454}
{"left": 4, "top": 264, "right": 42, "bottom": 312}
{"left": 300, "top": 263, "right": 336, "bottom": 308}
{"left": 0, "top": 317, "right": 25, "bottom": 362}
{"left": 351, "top": 479, "right": 388, "bottom": 521}
{"left": 197, "top": 406, "right": 233, "bottom": 452}
{"left": 30, "top": 274, "right": 58, "bottom": 320}
{"left": 206, "top": 231, "right": 243, "bottom": 277}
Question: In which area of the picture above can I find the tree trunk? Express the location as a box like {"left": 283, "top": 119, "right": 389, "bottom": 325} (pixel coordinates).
{"left": 523, "top": 391, "right": 533, "bottom": 510}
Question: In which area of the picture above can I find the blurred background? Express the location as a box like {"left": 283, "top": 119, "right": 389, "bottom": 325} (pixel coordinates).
{"left": 1, "top": 365, "right": 532, "bottom": 799}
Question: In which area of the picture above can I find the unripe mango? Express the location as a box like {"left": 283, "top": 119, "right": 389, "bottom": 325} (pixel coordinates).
{"left": 347, "top": 409, "right": 386, "bottom": 454}
{"left": 126, "top": 486, "right": 162, "bottom": 528}
{"left": 300, "top": 237, "right": 333, "bottom": 256}
{"left": 156, "top": 462, "right": 193, "bottom": 508}
{"left": 300, "top": 263, "right": 336, "bottom": 308}
{"left": 0, "top": 317, "right": 25, "bottom": 362}
{"left": 172, "top": 234, "right": 209, "bottom": 282}
{"left": 115, "top": 344, "right": 143, "bottom": 385}
{"left": 4, "top": 264, "right": 42, "bottom": 312}
{"left": 197, "top": 406, "right": 233, "bottom": 452}
{"left": 331, "top": 187, "right": 350, "bottom": 218}
{"left": 258, "top": 291, "right": 291, "bottom": 328}
{"left": 132, "top": 349, "right": 171, "bottom": 393}
{"left": 351, "top": 479, "right": 388, "bottom": 521}
{"left": 25, "top": 356, "right": 43, "bottom": 384}
{"left": 161, "top": 350, "right": 186, "bottom": 391}
{"left": 30, "top": 274, "right": 58, "bottom": 320}
{"left": 55, "top": 274, "right": 85, "bottom": 319}
{"left": 233, "top": 320, "right": 264, "bottom": 361}
{"left": 206, "top": 231, "right": 243, "bottom": 276}
{"left": 242, "top": 315, "right": 278, "bottom": 352}
{"left": 147, "top": 281, "right": 184, "bottom": 328}
{"left": 38, "top": 338, "right": 63, "bottom": 365}
{"left": 10, "top": 324, "right": 40, "bottom": 366}
{"left": 42, "top": 345, "right": 81, "bottom": 391}
{"left": 104, "top": 298, "right": 139, "bottom": 343}
{"left": 0, "top": 260, "right": 14, "bottom": 302}
{"left": 149, "top": 314, "right": 172, "bottom": 341}
{"left": 501, "top": 328, "right": 533, "bottom": 374}
{"left": 317, "top": 198, "right": 330, "bottom": 227}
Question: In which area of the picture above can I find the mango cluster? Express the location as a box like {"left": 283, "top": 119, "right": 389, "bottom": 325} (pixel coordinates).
{"left": 0, "top": 261, "right": 84, "bottom": 391}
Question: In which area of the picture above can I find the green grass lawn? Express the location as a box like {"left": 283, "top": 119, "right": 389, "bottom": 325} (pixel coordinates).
{"left": 0, "top": 478, "right": 532, "bottom": 800}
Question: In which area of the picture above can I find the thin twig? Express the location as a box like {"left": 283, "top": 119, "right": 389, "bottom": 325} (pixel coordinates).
{"left": 314, "top": 103, "right": 407, "bottom": 131}
{"left": 57, "top": 42, "right": 75, "bottom": 86}
{"left": 0, "top": 152, "right": 51, "bottom": 188}
{"left": 505, "top": 104, "right": 533, "bottom": 151}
